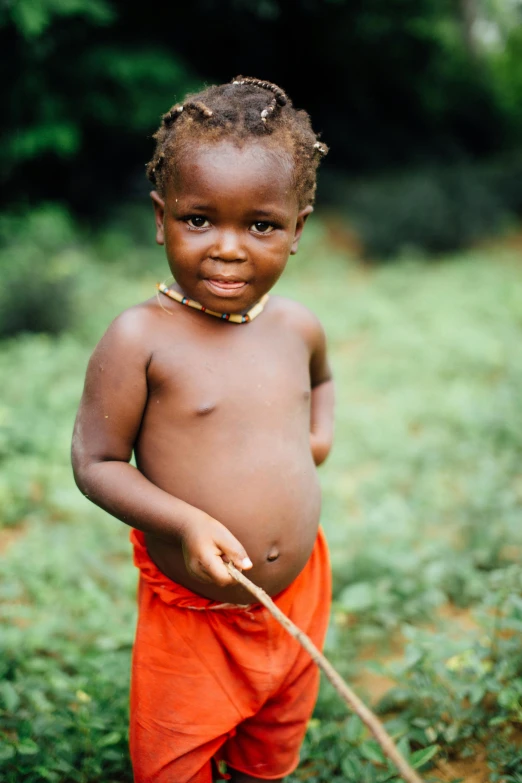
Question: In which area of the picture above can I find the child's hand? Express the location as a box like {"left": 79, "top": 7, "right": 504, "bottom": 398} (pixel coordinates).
{"left": 180, "top": 514, "right": 253, "bottom": 586}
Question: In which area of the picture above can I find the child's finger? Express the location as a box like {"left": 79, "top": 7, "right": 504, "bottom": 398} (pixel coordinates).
{"left": 183, "top": 528, "right": 252, "bottom": 585}
{"left": 184, "top": 541, "right": 237, "bottom": 586}
{"left": 231, "top": 553, "right": 253, "bottom": 570}
{"left": 219, "top": 537, "right": 253, "bottom": 571}
{"left": 199, "top": 553, "right": 236, "bottom": 587}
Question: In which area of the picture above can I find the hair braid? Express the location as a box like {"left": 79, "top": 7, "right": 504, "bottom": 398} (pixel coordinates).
{"left": 146, "top": 76, "right": 328, "bottom": 208}
{"left": 259, "top": 97, "right": 277, "bottom": 123}
{"left": 232, "top": 75, "right": 288, "bottom": 107}
{"left": 183, "top": 101, "right": 214, "bottom": 118}
{"left": 162, "top": 104, "right": 184, "bottom": 127}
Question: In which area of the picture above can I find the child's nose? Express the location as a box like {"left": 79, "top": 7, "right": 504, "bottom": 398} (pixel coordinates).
{"left": 210, "top": 229, "right": 247, "bottom": 262}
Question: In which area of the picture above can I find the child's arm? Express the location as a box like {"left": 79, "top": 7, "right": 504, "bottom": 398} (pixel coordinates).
{"left": 309, "top": 319, "right": 334, "bottom": 466}
{"left": 310, "top": 378, "right": 334, "bottom": 466}
{"left": 71, "top": 311, "right": 252, "bottom": 586}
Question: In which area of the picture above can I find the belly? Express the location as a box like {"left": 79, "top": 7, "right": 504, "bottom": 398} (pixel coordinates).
{"left": 135, "top": 425, "right": 322, "bottom": 603}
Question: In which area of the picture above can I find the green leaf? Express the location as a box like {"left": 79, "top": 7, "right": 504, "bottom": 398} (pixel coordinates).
{"left": 0, "top": 680, "right": 20, "bottom": 712}
{"left": 0, "top": 743, "right": 16, "bottom": 762}
{"left": 396, "top": 736, "right": 410, "bottom": 758}
{"left": 34, "top": 767, "right": 60, "bottom": 782}
{"left": 346, "top": 714, "right": 365, "bottom": 743}
{"left": 360, "top": 740, "right": 386, "bottom": 764}
{"left": 339, "top": 582, "right": 375, "bottom": 612}
{"left": 410, "top": 745, "right": 440, "bottom": 769}
{"left": 341, "top": 755, "right": 364, "bottom": 779}
{"left": 16, "top": 738, "right": 39, "bottom": 755}
{"left": 468, "top": 683, "right": 486, "bottom": 705}
{"left": 98, "top": 731, "right": 122, "bottom": 747}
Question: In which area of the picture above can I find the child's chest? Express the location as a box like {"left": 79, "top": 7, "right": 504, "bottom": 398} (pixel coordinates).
{"left": 146, "top": 319, "right": 311, "bottom": 420}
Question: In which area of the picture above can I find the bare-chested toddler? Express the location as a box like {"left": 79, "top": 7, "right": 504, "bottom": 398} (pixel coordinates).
{"left": 72, "top": 76, "right": 334, "bottom": 783}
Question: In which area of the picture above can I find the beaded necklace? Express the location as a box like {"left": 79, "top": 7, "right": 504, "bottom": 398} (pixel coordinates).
{"left": 157, "top": 282, "right": 269, "bottom": 324}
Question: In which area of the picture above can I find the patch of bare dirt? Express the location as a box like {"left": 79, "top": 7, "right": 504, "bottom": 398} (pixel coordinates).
{"left": 435, "top": 603, "right": 480, "bottom": 634}
{"left": 354, "top": 633, "right": 406, "bottom": 704}
{"left": 355, "top": 664, "right": 399, "bottom": 704}
{"left": 352, "top": 605, "right": 496, "bottom": 780}
{"left": 0, "top": 523, "right": 27, "bottom": 554}
{"left": 353, "top": 603, "right": 480, "bottom": 705}
{"left": 435, "top": 752, "right": 489, "bottom": 783}
{"left": 476, "top": 228, "right": 522, "bottom": 256}
{"left": 323, "top": 213, "right": 364, "bottom": 260}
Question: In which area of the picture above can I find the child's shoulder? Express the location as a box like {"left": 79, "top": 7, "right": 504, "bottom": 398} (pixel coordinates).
{"left": 94, "top": 296, "right": 173, "bottom": 358}
{"left": 268, "top": 295, "right": 326, "bottom": 347}
{"left": 105, "top": 296, "right": 163, "bottom": 334}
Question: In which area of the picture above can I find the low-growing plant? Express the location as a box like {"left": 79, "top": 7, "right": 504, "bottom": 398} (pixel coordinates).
{"left": 373, "top": 565, "right": 522, "bottom": 776}
{"left": 0, "top": 518, "right": 136, "bottom": 783}
{"left": 287, "top": 702, "right": 439, "bottom": 783}
{"left": 0, "top": 206, "right": 79, "bottom": 337}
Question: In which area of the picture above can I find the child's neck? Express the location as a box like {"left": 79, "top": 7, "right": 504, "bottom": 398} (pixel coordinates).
{"left": 157, "top": 282, "right": 269, "bottom": 324}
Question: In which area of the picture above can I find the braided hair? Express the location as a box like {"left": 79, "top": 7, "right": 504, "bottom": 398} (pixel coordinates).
{"left": 147, "top": 76, "right": 328, "bottom": 209}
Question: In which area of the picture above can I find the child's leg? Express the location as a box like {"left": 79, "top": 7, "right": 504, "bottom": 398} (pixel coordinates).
{"left": 131, "top": 730, "right": 224, "bottom": 783}
{"left": 221, "top": 653, "right": 320, "bottom": 780}
{"left": 130, "top": 580, "right": 243, "bottom": 783}
{"left": 221, "top": 529, "right": 331, "bottom": 781}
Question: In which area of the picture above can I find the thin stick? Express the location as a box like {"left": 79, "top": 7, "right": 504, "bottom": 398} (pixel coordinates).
{"left": 226, "top": 562, "right": 423, "bottom": 783}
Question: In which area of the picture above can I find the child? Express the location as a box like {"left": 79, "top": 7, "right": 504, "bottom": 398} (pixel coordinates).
{"left": 72, "top": 76, "right": 334, "bottom": 783}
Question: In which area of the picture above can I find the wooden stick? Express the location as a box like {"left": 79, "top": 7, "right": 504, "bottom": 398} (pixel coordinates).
{"left": 226, "top": 562, "right": 424, "bottom": 783}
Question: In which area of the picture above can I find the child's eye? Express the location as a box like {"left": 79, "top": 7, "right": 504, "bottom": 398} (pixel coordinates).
{"left": 251, "top": 221, "right": 275, "bottom": 235}
{"left": 186, "top": 216, "right": 210, "bottom": 229}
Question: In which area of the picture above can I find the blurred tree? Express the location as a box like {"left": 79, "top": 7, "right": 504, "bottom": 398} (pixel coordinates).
{"left": 1, "top": 0, "right": 521, "bottom": 214}
{"left": 0, "top": 0, "right": 196, "bottom": 213}
{"left": 458, "top": 0, "right": 481, "bottom": 56}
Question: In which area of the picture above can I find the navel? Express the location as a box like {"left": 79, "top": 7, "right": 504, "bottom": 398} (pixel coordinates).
{"left": 266, "top": 545, "right": 280, "bottom": 563}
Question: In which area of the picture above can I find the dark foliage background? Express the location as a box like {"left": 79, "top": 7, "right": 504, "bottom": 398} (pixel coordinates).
{"left": 3, "top": 0, "right": 522, "bottom": 227}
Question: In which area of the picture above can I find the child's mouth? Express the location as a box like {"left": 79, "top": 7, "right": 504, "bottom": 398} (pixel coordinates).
{"left": 204, "top": 278, "right": 248, "bottom": 296}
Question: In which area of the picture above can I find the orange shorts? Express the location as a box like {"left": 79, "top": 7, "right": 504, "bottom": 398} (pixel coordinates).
{"left": 129, "top": 528, "right": 331, "bottom": 783}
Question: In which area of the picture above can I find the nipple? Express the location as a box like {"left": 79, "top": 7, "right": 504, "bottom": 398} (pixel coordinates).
{"left": 266, "top": 546, "right": 280, "bottom": 563}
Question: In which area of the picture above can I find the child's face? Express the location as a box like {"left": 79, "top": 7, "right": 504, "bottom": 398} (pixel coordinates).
{"left": 151, "top": 140, "right": 312, "bottom": 313}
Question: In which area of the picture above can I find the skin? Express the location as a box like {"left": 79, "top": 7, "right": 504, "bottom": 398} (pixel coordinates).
{"left": 72, "top": 139, "right": 334, "bottom": 782}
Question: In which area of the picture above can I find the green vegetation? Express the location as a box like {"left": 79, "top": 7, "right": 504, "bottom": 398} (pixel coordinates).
{"left": 323, "top": 155, "right": 522, "bottom": 258}
{"left": 1, "top": 208, "right": 522, "bottom": 781}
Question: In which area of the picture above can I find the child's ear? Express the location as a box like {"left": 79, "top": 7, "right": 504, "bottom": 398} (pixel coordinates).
{"left": 290, "top": 205, "right": 313, "bottom": 255}
{"left": 150, "top": 191, "right": 165, "bottom": 245}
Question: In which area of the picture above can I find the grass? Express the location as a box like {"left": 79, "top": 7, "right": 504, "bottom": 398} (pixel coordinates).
{"left": 1, "top": 210, "right": 522, "bottom": 781}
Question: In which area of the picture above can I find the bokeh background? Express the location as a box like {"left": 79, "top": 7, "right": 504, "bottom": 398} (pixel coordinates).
{"left": 2, "top": 2, "right": 522, "bottom": 781}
